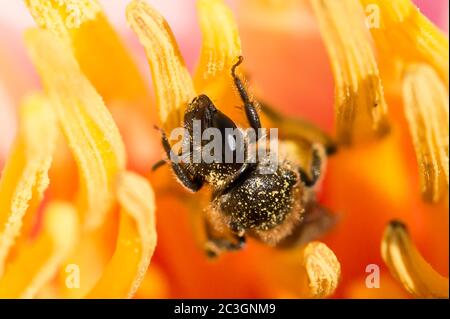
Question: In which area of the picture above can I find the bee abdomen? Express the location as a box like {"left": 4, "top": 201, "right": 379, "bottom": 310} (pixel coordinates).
{"left": 218, "top": 165, "right": 300, "bottom": 231}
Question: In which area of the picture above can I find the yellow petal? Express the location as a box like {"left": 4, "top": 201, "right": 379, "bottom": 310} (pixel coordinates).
{"left": 300, "top": 241, "right": 341, "bottom": 298}
{"left": 86, "top": 171, "right": 156, "bottom": 298}
{"left": 126, "top": 0, "right": 195, "bottom": 132}
{"left": 25, "top": 29, "right": 126, "bottom": 229}
{"left": 0, "top": 93, "right": 56, "bottom": 276}
{"left": 50, "top": 212, "right": 119, "bottom": 298}
{"left": 25, "top": 0, "right": 148, "bottom": 103}
{"left": 360, "top": 0, "right": 449, "bottom": 86}
{"left": 311, "top": 0, "right": 390, "bottom": 145}
{"left": 193, "top": 0, "right": 242, "bottom": 102}
{"left": 0, "top": 201, "right": 78, "bottom": 298}
{"left": 402, "top": 64, "right": 449, "bottom": 202}
{"left": 381, "top": 220, "right": 449, "bottom": 298}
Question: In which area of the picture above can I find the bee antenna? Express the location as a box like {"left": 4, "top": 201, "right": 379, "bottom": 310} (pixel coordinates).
{"left": 231, "top": 55, "right": 244, "bottom": 77}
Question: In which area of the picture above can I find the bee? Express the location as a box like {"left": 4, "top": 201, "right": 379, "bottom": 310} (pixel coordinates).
{"left": 155, "top": 56, "right": 336, "bottom": 257}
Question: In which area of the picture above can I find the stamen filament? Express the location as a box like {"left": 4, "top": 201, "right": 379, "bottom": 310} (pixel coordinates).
{"left": 361, "top": 0, "right": 449, "bottom": 86}
{"left": 0, "top": 201, "right": 78, "bottom": 298}
{"left": 127, "top": 0, "right": 195, "bottom": 131}
{"left": 25, "top": 29, "right": 126, "bottom": 228}
{"left": 382, "top": 220, "right": 449, "bottom": 298}
{"left": 0, "top": 94, "right": 56, "bottom": 276}
{"left": 402, "top": 64, "right": 449, "bottom": 202}
{"left": 194, "top": 0, "right": 242, "bottom": 99}
{"left": 311, "top": 0, "right": 389, "bottom": 145}
{"left": 300, "top": 241, "right": 341, "bottom": 298}
{"left": 25, "top": 0, "right": 148, "bottom": 102}
{"left": 86, "top": 171, "right": 156, "bottom": 298}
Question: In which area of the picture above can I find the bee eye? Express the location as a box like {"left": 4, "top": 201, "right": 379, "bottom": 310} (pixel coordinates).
{"left": 188, "top": 94, "right": 245, "bottom": 162}
{"left": 210, "top": 108, "right": 237, "bottom": 132}
{"left": 203, "top": 106, "right": 244, "bottom": 162}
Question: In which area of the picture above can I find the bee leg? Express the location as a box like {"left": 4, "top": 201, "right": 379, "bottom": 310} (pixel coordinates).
{"left": 299, "top": 146, "right": 322, "bottom": 187}
{"left": 203, "top": 217, "right": 246, "bottom": 258}
{"left": 231, "top": 56, "right": 261, "bottom": 131}
{"left": 204, "top": 235, "right": 246, "bottom": 258}
{"left": 157, "top": 127, "right": 204, "bottom": 192}
{"left": 151, "top": 159, "right": 167, "bottom": 171}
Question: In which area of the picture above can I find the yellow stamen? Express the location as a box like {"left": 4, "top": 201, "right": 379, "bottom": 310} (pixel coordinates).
{"left": 53, "top": 215, "right": 119, "bottom": 298}
{"left": 194, "top": 0, "right": 242, "bottom": 100}
{"left": 0, "top": 201, "right": 78, "bottom": 298}
{"left": 360, "top": 0, "right": 449, "bottom": 86}
{"left": 86, "top": 171, "right": 156, "bottom": 298}
{"left": 311, "top": 0, "right": 389, "bottom": 145}
{"left": 402, "top": 64, "right": 449, "bottom": 202}
{"left": 0, "top": 93, "right": 56, "bottom": 276}
{"left": 25, "top": 29, "right": 126, "bottom": 229}
{"left": 382, "top": 220, "right": 449, "bottom": 298}
{"left": 300, "top": 241, "right": 341, "bottom": 298}
{"left": 25, "top": 0, "right": 148, "bottom": 103}
{"left": 126, "top": 0, "right": 195, "bottom": 131}
{"left": 25, "top": 0, "right": 100, "bottom": 37}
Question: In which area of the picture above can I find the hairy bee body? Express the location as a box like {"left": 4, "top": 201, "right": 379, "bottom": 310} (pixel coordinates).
{"left": 157, "top": 57, "right": 335, "bottom": 257}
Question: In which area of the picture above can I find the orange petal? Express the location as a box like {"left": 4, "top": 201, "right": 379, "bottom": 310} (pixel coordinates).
{"left": 86, "top": 171, "right": 156, "bottom": 298}
{"left": 236, "top": 0, "right": 335, "bottom": 130}
{"left": 343, "top": 273, "right": 410, "bottom": 299}
{"left": 25, "top": 28, "right": 126, "bottom": 229}
{"left": 0, "top": 93, "right": 57, "bottom": 276}
{"left": 127, "top": 0, "right": 195, "bottom": 132}
{"left": 134, "top": 265, "right": 170, "bottom": 299}
{"left": 0, "top": 201, "right": 78, "bottom": 298}
{"left": 25, "top": 0, "right": 148, "bottom": 103}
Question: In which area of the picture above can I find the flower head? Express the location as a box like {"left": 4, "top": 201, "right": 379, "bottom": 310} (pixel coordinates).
{"left": 0, "top": 0, "right": 447, "bottom": 299}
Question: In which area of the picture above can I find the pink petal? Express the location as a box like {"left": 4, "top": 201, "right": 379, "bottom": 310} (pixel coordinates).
{"left": 413, "top": 0, "right": 449, "bottom": 34}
